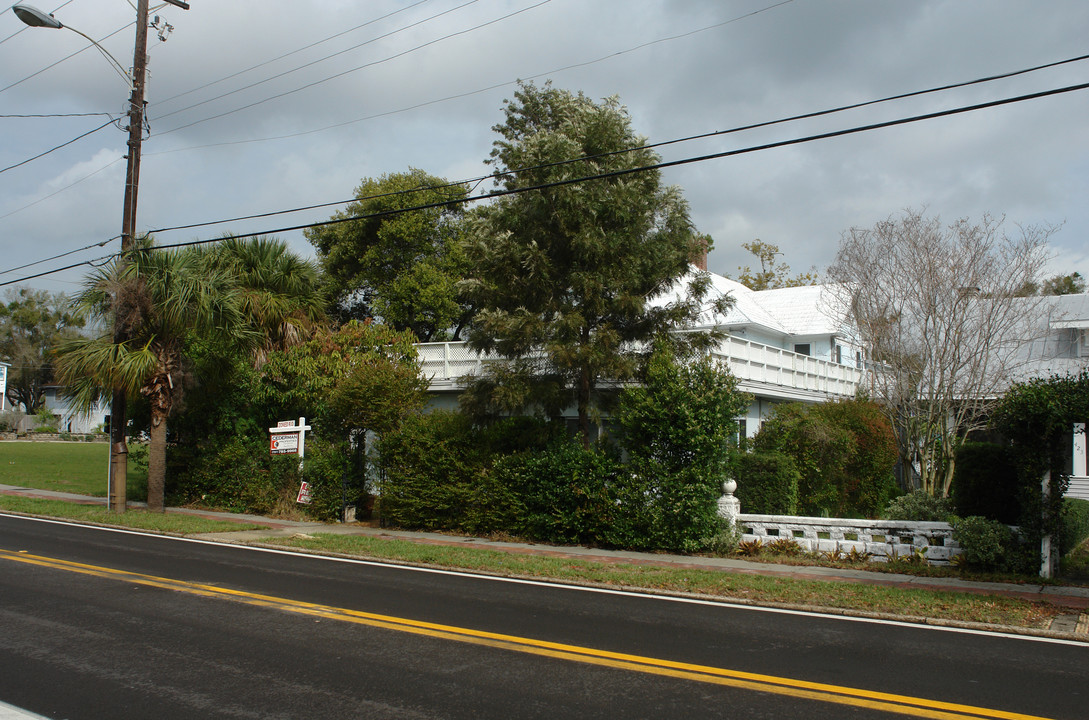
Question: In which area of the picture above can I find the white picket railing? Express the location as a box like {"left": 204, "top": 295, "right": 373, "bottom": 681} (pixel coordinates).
{"left": 416, "top": 337, "right": 863, "bottom": 400}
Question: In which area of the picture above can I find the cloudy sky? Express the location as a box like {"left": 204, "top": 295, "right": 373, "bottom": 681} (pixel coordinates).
{"left": 2, "top": 0, "right": 1087, "bottom": 296}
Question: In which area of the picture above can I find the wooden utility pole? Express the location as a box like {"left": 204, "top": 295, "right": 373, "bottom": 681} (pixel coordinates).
{"left": 109, "top": 0, "right": 189, "bottom": 512}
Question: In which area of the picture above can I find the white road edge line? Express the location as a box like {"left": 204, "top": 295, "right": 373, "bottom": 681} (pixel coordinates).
{"left": 0, "top": 700, "right": 49, "bottom": 719}
{"left": 3, "top": 512, "right": 1086, "bottom": 648}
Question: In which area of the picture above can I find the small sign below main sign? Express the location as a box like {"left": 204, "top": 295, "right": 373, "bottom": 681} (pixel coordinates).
{"left": 270, "top": 434, "right": 300, "bottom": 455}
{"left": 296, "top": 481, "right": 312, "bottom": 504}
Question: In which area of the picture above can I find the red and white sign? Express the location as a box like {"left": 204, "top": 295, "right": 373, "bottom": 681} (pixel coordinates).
{"left": 296, "top": 481, "right": 312, "bottom": 504}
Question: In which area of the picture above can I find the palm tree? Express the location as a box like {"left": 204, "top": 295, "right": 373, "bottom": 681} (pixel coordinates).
{"left": 201, "top": 236, "right": 324, "bottom": 366}
{"left": 55, "top": 237, "right": 324, "bottom": 512}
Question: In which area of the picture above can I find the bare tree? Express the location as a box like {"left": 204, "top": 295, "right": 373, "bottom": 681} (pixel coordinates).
{"left": 827, "top": 209, "right": 1055, "bottom": 497}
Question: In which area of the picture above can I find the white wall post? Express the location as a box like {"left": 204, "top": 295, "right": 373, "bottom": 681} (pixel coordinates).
{"left": 717, "top": 478, "right": 741, "bottom": 528}
{"left": 1074, "top": 423, "right": 1086, "bottom": 478}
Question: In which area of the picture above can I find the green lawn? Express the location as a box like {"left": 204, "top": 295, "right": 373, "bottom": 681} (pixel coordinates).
{"left": 0, "top": 441, "right": 147, "bottom": 500}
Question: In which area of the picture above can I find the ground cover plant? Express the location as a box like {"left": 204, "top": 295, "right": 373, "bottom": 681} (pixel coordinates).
{"left": 0, "top": 441, "right": 147, "bottom": 500}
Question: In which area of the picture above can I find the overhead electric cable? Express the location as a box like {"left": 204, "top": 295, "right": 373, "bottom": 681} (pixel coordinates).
{"left": 146, "top": 81, "right": 1089, "bottom": 251}
{"left": 152, "top": 0, "right": 440, "bottom": 107}
{"left": 143, "top": 53, "right": 1089, "bottom": 235}
{"left": 0, "top": 112, "right": 114, "bottom": 118}
{"left": 0, "top": 236, "right": 119, "bottom": 277}
{"left": 156, "top": 0, "right": 550, "bottom": 135}
{"left": 0, "top": 117, "right": 116, "bottom": 175}
{"left": 0, "top": 21, "right": 135, "bottom": 95}
{"left": 0, "top": 1, "right": 76, "bottom": 46}
{"left": 0, "top": 155, "right": 123, "bottom": 221}
{"left": 146, "top": 35, "right": 1085, "bottom": 158}
{"left": 0, "top": 255, "right": 114, "bottom": 288}
{"left": 8, "top": 78, "right": 1087, "bottom": 288}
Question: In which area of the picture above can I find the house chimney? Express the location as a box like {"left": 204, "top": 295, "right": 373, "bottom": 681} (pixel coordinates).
{"left": 692, "top": 235, "right": 709, "bottom": 271}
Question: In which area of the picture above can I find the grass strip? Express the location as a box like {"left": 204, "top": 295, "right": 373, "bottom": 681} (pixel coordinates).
{"left": 270, "top": 533, "right": 1062, "bottom": 630}
{"left": 0, "top": 441, "right": 147, "bottom": 499}
{"left": 0, "top": 495, "right": 265, "bottom": 534}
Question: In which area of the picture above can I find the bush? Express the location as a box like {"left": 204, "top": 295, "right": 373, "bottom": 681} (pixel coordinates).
{"left": 375, "top": 411, "right": 481, "bottom": 530}
{"left": 613, "top": 346, "right": 751, "bottom": 552}
{"left": 951, "top": 442, "right": 1020, "bottom": 524}
{"left": 884, "top": 490, "right": 953, "bottom": 521}
{"left": 1061, "top": 498, "right": 1089, "bottom": 555}
{"left": 951, "top": 515, "right": 1021, "bottom": 572}
{"left": 753, "top": 399, "right": 897, "bottom": 518}
{"left": 299, "top": 438, "right": 358, "bottom": 522}
{"left": 168, "top": 435, "right": 300, "bottom": 515}
{"left": 732, "top": 451, "right": 799, "bottom": 515}
{"left": 493, "top": 439, "right": 627, "bottom": 546}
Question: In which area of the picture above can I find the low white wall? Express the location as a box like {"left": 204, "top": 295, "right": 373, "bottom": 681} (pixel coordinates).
{"left": 737, "top": 514, "right": 961, "bottom": 565}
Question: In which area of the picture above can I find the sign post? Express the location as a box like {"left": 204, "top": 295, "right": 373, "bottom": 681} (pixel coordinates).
{"left": 269, "top": 417, "right": 312, "bottom": 504}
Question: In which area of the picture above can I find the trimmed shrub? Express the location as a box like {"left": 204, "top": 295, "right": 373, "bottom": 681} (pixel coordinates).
{"left": 375, "top": 411, "right": 481, "bottom": 530}
{"left": 1061, "top": 498, "right": 1089, "bottom": 555}
{"left": 951, "top": 442, "right": 1020, "bottom": 524}
{"left": 884, "top": 490, "right": 953, "bottom": 522}
{"left": 732, "top": 451, "right": 800, "bottom": 515}
{"left": 951, "top": 515, "right": 1020, "bottom": 571}
{"left": 493, "top": 439, "right": 626, "bottom": 546}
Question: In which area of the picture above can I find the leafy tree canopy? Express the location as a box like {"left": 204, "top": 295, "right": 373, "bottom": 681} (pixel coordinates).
{"left": 734, "top": 240, "right": 818, "bottom": 291}
{"left": 460, "top": 81, "right": 725, "bottom": 445}
{"left": 305, "top": 168, "right": 471, "bottom": 340}
{"left": 0, "top": 287, "right": 85, "bottom": 412}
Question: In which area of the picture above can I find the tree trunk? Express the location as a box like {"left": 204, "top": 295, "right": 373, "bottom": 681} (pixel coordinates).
{"left": 578, "top": 368, "right": 591, "bottom": 450}
{"left": 146, "top": 410, "right": 168, "bottom": 512}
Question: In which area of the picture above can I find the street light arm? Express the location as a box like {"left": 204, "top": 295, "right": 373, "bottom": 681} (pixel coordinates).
{"left": 63, "top": 25, "right": 134, "bottom": 90}
{"left": 12, "top": 4, "right": 134, "bottom": 89}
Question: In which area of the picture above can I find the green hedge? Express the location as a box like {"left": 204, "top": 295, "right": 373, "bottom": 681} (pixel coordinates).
{"left": 1061, "top": 498, "right": 1089, "bottom": 555}
{"left": 732, "top": 451, "right": 799, "bottom": 515}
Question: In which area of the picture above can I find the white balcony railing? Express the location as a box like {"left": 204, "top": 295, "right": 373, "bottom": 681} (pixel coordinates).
{"left": 417, "top": 336, "right": 863, "bottom": 401}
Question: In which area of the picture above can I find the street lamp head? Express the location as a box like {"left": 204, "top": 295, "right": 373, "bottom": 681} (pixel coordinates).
{"left": 12, "top": 4, "right": 63, "bottom": 29}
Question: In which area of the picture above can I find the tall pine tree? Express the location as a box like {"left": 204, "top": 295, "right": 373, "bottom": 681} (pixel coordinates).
{"left": 461, "top": 82, "right": 725, "bottom": 446}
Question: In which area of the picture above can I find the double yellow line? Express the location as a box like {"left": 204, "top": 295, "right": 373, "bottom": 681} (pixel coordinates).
{"left": 0, "top": 548, "right": 1055, "bottom": 720}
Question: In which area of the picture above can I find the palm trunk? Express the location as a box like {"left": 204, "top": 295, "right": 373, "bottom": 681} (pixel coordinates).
{"left": 147, "top": 409, "right": 168, "bottom": 512}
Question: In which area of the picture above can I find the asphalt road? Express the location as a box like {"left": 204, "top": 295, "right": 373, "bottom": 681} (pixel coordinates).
{"left": 0, "top": 513, "right": 1085, "bottom": 719}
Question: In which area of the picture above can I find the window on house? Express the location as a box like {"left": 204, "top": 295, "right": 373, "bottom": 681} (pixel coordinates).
{"left": 793, "top": 343, "right": 811, "bottom": 356}
{"left": 834, "top": 344, "right": 842, "bottom": 364}
{"left": 856, "top": 350, "right": 863, "bottom": 368}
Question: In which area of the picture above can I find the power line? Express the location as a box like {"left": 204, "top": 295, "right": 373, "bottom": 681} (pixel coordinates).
{"left": 152, "top": 0, "right": 445, "bottom": 108}
{"left": 141, "top": 0, "right": 799, "bottom": 156}
{"left": 0, "top": 117, "right": 117, "bottom": 175}
{"left": 7, "top": 77, "right": 1087, "bottom": 287}
{"left": 142, "top": 52, "right": 1089, "bottom": 237}
{"left": 146, "top": 81, "right": 1089, "bottom": 251}
{"left": 0, "top": 1, "right": 76, "bottom": 47}
{"left": 156, "top": 0, "right": 551, "bottom": 135}
{"left": 0, "top": 155, "right": 123, "bottom": 221}
{"left": 0, "top": 112, "right": 114, "bottom": 118}
{"left": 0, "top": 22, "right": 135, "bottom": 95}
{"left": 0, "top": 236, "right": 119, "bottom": 277}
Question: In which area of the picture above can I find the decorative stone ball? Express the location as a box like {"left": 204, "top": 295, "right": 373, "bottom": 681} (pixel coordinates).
{"left": 723, "top": 479, "right": 737, "bottom": 495}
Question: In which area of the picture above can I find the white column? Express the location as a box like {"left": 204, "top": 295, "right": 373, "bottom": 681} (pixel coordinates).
{"left": 1074, "top": 423, "right": 1087, "bottom": 477}
{"left": 717, "top": 479, "right": 741, "bottom": 528}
